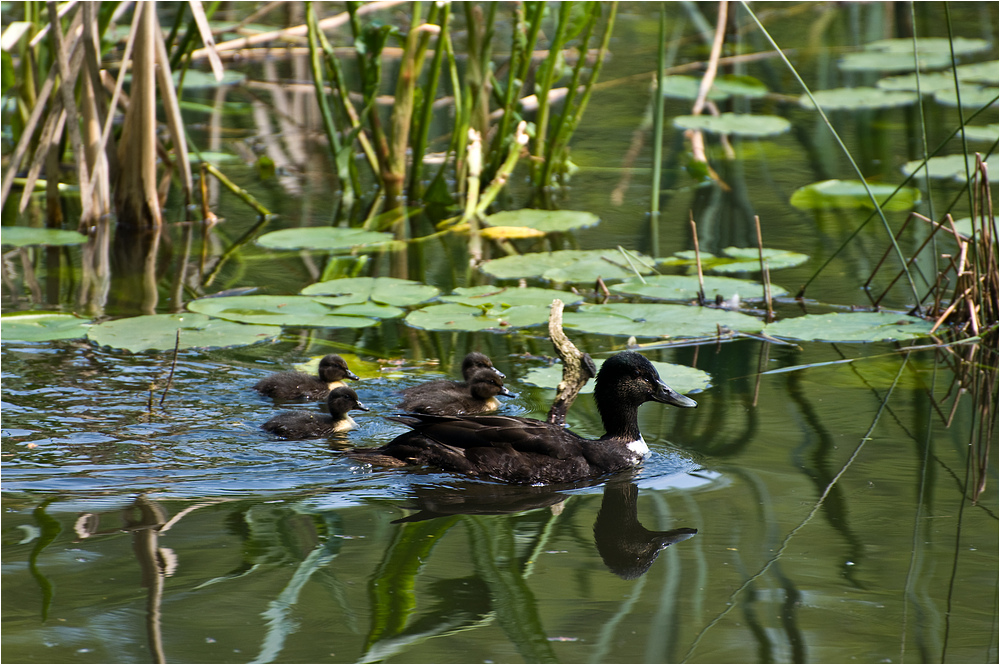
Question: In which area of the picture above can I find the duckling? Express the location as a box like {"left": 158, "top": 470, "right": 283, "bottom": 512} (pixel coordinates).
{"left": 254, "top": 354, "right": 358, "bottom": 401}
{"left": 399, "top": 352, "right": 505, "bottom": 403}
{"left": 400, "top": 368, "right": 514, "bottom": 415}
{"left": 262, "top": 387, "right": 369, "bottom": 439}
{"left": 354, "top": 351, "right": 697, "bottom": 485}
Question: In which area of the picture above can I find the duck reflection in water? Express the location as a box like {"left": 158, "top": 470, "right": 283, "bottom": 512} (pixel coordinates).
{"left": 390, "top": 479, "right": 697, "bottom": 579}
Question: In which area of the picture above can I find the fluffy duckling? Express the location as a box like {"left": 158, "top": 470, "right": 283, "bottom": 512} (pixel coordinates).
{"left": 400, "top": 368, "right": 514, "bottom": 415}
{"left": 399, "top": 352, "right": 504, "bottom": 403}
{"left": 254, "top": 354, "right": 358, "bottom": 401}
{"left": 262, "top": 387, "right": 369, "bottom": 439}
{"left": 354, "top": 351, "right": 697, "bottom": 485}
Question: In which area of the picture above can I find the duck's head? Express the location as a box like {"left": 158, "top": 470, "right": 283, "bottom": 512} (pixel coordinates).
{"left": 594, "top": 351, "right": 697, "bottom": 412}
{"left": 319, "top": 354, "right": 360, "bottom": 382}
{"left": 327, "top": 386, "right": 370, "bottom": 416}
{"left": 467, "top": 368, "right": 515, "bottom": 400}
{"left": 462, "top": 352, "right": 505, "bottom": 380}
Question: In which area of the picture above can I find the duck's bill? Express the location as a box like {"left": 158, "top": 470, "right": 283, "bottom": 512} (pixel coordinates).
{"left": 347, "top": 371, "right": 361, "bottom": 381}
{"left": 356, "top": 401, "right": 372, "bottom": 412}
{"left": 654, "top": 382, "right": 697, "bottom": 408}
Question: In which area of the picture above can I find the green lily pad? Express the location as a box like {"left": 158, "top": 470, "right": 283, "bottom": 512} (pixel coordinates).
{"left": 300, "top": 277, "right": 439, "bottom": 306}
{"left": 901, "top": 154, "right": 1000, "bottom": 181}
{"left": 87, "top": 313, "right": 277, "bottom": 352}
{"left": 521, "top": 359, "right": 711, "bottom": 395}
{"left": 611, "top": 275, "right": 788, "bottom": 301}
{"left": 801, "top": 87, "right": 919, "bottom": 110}
{"left": 838, "top": 52, "right": 954, "bottom": 73}
{"left": 960, "top": 124, "right": 1000, "bottom": 142}
{"left": 1, "top": 311, "right": 91, "bottom": 341}
{"left": 864, "top": 37, "right": 991, "bottom": 56}
{"left": 876, "top": 71, "right": 965, "bottom": 93}
{"left": 954, "top": 60, "right": 1000, "bottom": 86}
{"left": 405, "top": 302, "right": 551, "bottom": 332}
{"left": 713, "top": 74, "right": 769, "bottom": 98}
{"left": 790, "top": 180, "right": 921, "bottom": 211}
{"left": 673, "top": 113, "right": 791, "bottom": 137}
{"left": 480, "top": 249, "right": 654, "bottom": 282}
{"left": 318, "top": 301, "right": 405, "bottom": 319}
{"left": 764, "top": 312, "right": 934, "bottom": 342}
{"left": 187, "top": 295, "right": 378, "bottom": 328}
{"left": 484, "top": 209, "right": 600, "bottom": 233}
{"left": 257, "top": 227, "right": 393, "bottom": 251}
{"left": 440, "top": 285, "right": 583, "bottom": 308}
{"left": 660, "top": 75, "right": 728, "bottom": 101}
{"left": 658, "top": 247, "right": 808, "bottom": 274}
{"left": 1, "top": 227, "right": 87, "bottom": 247}
{"left": 932, "top": 85, "right": 999, "bottom": 109}
{"left": 563, "top": 303, "right": 764, "bottom": 338}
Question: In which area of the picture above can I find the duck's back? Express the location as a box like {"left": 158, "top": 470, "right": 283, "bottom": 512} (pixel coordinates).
{"left": 254, "top": 371, "right": 328, "bottom": 401}
{"left": 377, "top": 414, "right": 635, "bottom": 484}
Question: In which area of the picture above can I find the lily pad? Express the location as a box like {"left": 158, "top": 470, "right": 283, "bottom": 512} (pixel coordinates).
{"left": 187, "top": 295, "right": 378, "bottom": 328}
{"left": 764, "top": 312, "right": 934, "bottom": 342}
{"left": 1, "top": 311, "right": 91, "bottom": 342}
{"left": 658, "top": 248, "right": 808, "bottom": 275}
{"left": 521, "top": 359, "right": 711, "bottom": 395}
{"left": 320, "top": 301, "right": 405, "bottom": 319}
{"left": 864, "top": 37, "right": 991, "bottom": 56}
{"left": 932, "top": 85, "right": 999, "bottom": 109}
{"left": 838, "top": 52, "right": 954, "bottom": 73}
{"left": 480, "top": 249, "right": 654, "bottom": 282}
{"left": 405, "top": 302, "right": 551, "bottom": 332}
{"left": 1, "top": 227, "right": 87, "bottom": 247}
{"left": 300, "top": 277, "right": 439, "bottom": 306}
{"left": 611, "top": 275, "right": 787, "bottom": 301}
{"left": 954, "top": 60, "right": 1000, "bottom": 86}
{"left": 87, "top": 313, "right": 277, "bottom": 352}
{"left": 901, "top": 154, "right": 1000, "bottom": 181}
{"left": 440, "top": 286, "right": 583, "bottom": 308}
{"left": 563, "top": 303, "right": 764, "bottom": 338}
{"left": 660, "top": 75, "right": 728, "bottom": 101}
{"left": 876, "top": 71, "right": 965, "bottom": 93}
{"left": 673, "top": 113, "right": 790, "bottom": 137}
{"left": 257, "top": 227, "right": 393, "bottom": 251}
{"left": 790, "top": 180, "right": 920, "bottom": 211}
{"left": 959, "top": 125, "right": 1000, "bottom": 142}
{"left": 484, "top": 209, "right": 600, "bottom": 234}
{"left": 713, "top": 74, "right": 770, "bottom": 98}
{"left": 801, "top": 87, "right": 919, "bottom": 110}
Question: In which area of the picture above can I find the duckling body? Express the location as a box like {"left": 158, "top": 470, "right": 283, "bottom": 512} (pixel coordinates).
{"left": 399, "top": 352, "right": 504, "bottom": 405}
{"left": 360, "top": 351, "right": 697, "bottom": 485}
{"left": 399, "top": 368, "right": 513, "bottom": 415}
{"left": 262, "top": 387, "right": 369, "bottom": 439}
{"left": 254, "top": 354, "right": 358, "bottom": 401}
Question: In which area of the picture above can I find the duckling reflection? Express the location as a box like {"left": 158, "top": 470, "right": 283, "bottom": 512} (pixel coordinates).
{"left": 594, "top": 481, "right": 697, "bottom": 580}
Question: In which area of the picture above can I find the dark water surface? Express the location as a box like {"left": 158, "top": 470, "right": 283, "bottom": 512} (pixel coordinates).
{"left": 3, "top": 2, "right": 997, "bottom": 663}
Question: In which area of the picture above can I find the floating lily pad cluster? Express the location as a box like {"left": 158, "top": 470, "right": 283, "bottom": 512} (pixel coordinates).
{"left": 406, "top": 286, "right": 579, "bottom": 332}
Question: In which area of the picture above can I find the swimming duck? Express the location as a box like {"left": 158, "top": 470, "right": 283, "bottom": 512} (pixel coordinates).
{"left": 355, "top": 351, "right": 697, "bottom": 485}
{"left": 400, "top": 367, "right": 514, "bottom": 415}
{"left": 399, "top": 352, "right": 504, "bottom": 402}
{"left": 262, "top": 387, "right": 369, "bottom": 439}
{"left": 254, "top": 354, "right": 358, "bottom": 401}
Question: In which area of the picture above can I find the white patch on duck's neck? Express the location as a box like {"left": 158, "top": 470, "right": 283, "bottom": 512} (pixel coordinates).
{"left": 327, "top": 380, "right": 346, "bottom": 390}
{"left": 626, "top": 435, "right": 650, "bottom": 458}
{"left": 333, "top": 415, "right": 358, "bottom": 433}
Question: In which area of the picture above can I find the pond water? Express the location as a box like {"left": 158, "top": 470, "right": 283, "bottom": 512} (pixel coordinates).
{"left": 2, "top": 2, "right": 998, "bottom": 664}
